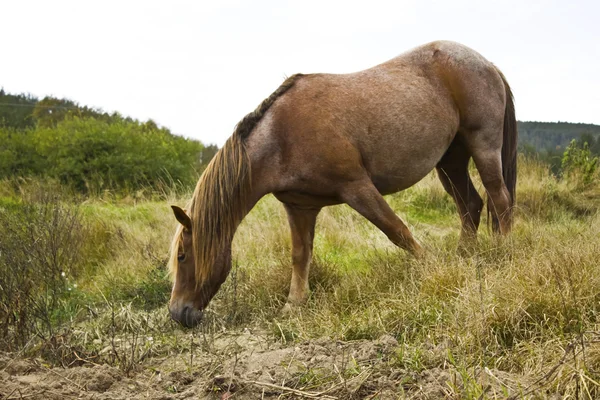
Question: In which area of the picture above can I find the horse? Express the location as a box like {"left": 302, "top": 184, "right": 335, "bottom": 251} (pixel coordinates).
{"left": 167, "top": 40, "right": 517, "bottom": 327}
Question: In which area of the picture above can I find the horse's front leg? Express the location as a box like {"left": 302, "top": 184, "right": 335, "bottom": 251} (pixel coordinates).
{"left": 339, "top": 178, "right": 424, "bottom": 257}
{"left": 282, "top": 204, "right": 321, "bottom": 309}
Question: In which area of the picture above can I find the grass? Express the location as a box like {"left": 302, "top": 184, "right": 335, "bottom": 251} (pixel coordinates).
{"left": 1, "top": 156, "right": 600, "bottom": 398}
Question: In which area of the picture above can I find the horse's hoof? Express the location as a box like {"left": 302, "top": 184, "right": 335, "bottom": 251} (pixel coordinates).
{"left": 412, "top": 244, "right": 426, "bottom": 259}
{"left": 281, "top": 302, "right": 296, "bottom": 315}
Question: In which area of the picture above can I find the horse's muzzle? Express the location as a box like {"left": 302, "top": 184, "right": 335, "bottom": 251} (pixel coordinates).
{"left": 170, "top": 305, "right": 203, "bottom": 328}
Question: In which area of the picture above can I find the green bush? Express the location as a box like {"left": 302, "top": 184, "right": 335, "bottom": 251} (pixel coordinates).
{"left": 0, "top": 116, "right": 204, "bottom": 193}
{"left": 0, "top": 191, "right": 85, "bottom": 349}
{"left": 0, "top": 128, "right": 42, "bottom": 177}
{"left": 561, "top": 139, "right": 599, "bottom": 185}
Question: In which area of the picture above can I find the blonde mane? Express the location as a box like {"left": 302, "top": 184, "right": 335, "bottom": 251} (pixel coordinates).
{"left": 170, "top": 74, "right": 304, "bottom": 283}
{"left": 167, "top": 223, "right": 185, "bottom": 279}
{"left": 189, "top": 133, "right": 251, "bottom": 282}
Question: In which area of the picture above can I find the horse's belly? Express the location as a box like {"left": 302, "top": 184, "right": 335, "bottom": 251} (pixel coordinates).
{"left": 369, "top": 159, "right": 442, "bottom": 195}
{"left": 365, "top": 136, "right": 451, "bottom": 195}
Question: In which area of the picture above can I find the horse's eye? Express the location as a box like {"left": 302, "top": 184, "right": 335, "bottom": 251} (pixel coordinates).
{"left": 177, "top": 254, "right": 185, "bottom": 262}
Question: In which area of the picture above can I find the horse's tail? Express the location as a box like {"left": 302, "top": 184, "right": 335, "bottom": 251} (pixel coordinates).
{"left": 490, "top": 66, "right": 517, "bottom": 233}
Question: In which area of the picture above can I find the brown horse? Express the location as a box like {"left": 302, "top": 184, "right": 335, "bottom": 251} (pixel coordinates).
{"left": 168, "top": 40, "right": 517, "bottom": 327}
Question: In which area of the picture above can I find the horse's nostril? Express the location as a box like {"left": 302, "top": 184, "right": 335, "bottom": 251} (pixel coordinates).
{"left": 169, "top": 305, "right": 189, "bottom": 325}
{"left": 180, "top": 306, "right": 190, "bottom": 324}
{"left": 169, "top": 305, "right": 202, "bottom": 328}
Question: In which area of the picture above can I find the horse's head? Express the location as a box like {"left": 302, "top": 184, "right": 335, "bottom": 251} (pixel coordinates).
{"left": 168, "top": 205, "right": 232, "bottom": 328}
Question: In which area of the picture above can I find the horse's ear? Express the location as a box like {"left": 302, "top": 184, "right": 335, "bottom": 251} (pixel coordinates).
{"left": 171, "top": 205, "right": 191, "bottom": 231}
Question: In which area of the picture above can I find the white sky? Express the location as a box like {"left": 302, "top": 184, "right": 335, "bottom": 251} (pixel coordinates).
{"left": 1, "top": 0, "right": 598, "bottom": 146}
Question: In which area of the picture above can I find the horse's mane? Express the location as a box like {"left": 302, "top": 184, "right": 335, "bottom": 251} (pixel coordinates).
{"left": 176, "top": 73, "right": 303, "bottom": 283}
{"left": 167, "top": 223, "right": 185, "bottom": 279}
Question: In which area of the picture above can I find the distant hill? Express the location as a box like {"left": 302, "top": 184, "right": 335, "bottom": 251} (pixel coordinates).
{"left": 518, "top": 121, "right": 600, "bottom": 153}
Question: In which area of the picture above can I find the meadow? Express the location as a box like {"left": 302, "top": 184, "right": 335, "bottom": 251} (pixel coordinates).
{"left": 1, "top": 155, "right": 599, "bottom": 399}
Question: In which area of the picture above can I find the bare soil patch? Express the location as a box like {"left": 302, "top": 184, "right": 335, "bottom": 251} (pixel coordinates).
{"left": 0, "top": 332, "right": 534, "bottom": 399}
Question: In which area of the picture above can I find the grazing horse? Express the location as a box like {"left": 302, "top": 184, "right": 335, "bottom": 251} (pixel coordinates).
{"left": 168, "top": 40, "right": 517, "bottom": 327}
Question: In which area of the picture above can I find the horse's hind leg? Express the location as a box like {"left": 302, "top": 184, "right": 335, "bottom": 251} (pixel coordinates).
{"left": 436, "top": 140, "right": 483, "bottom": 244}
{"left": 340, "top": 179, "right": 423, "bottom": 256}
{"left": 283, "top": 204, "right": 320, "bottom": 307}
{"left": 466, "top": 129, "right": 512, "bottom": 234}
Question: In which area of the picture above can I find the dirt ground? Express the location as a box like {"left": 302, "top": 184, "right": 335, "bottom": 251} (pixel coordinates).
{"left": 0, "top": 331, "right": 535, "bottom": 399}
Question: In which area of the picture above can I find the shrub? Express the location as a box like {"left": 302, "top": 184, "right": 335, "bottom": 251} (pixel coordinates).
{"left": 34, "top": 117, "right": 203, "bottom": 192}
{"left": 0, "top": 116, "right": 205, "bottom": 194}
{"left": 561, "top": 139, "right": 599, "bottom": 185}
{"left": 0, "top": 189, "right": 85, "bottom": 349}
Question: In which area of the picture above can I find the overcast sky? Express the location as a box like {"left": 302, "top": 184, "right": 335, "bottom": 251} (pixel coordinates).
{"left": 1, "top": 0, "right": 598, "bottom": 145}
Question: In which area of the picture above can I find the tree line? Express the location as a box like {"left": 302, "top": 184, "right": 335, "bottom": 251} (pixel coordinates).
{"left": 518, "top": 121, "right": 600, "bottom": 174}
